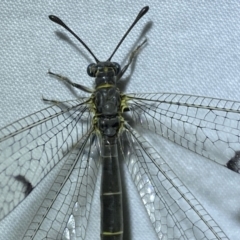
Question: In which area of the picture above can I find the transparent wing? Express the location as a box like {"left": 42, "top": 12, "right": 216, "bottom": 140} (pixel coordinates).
{"left": 120, "top": 123, "right": 229, "bottom": 240}
{"left": 23, "top": 131, "right": 100, "bottom": 240}
{"left": 126, "top": 93, "right": 240, "bottom": 173}
{"left": 0, "top": 98, "right": 92, "bottom": 221}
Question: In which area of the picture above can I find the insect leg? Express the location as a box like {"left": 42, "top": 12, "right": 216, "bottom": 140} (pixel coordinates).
{"left": 41, "top": 96, "right": 61, "bottom": 104}
{"left": 117, "top": 39, "right": 147, "bottom": 81}
{"left": 48, "top": 70, "right": 93, "bottom": 93}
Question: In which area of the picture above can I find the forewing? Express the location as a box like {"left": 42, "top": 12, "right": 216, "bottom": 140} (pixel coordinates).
{"left": 120, "top": 123, "right": 229, "bottom": 240}
{"left": 126, "top": 93, "right": 240, "bottom": 172}
{"left": 22, "top": 131, "right": 100, "bottom": 240}
{"left": 0, "top": 98, "right": 92, "bottom": 220}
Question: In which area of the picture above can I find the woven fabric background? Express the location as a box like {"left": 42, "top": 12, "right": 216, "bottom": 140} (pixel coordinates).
{"left": 0, "top": 1, "right": 240, "bottom": 239}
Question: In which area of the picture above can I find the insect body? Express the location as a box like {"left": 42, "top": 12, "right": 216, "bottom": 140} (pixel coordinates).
{"left": 48, "top": 7, "right": 148, "bottom": 239}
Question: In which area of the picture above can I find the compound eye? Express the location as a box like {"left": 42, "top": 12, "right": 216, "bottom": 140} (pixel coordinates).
{"left": 87, "top": 63, "right": 96, "bottom": 77}
{"left": 112, "top": 62, "right": 121, "bottom": 75}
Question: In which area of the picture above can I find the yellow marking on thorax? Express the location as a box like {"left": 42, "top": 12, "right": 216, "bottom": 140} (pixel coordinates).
{"left": 96, "top": 83, "right": 115, "bottom": 90}
{"left": 120, "top": 94, "right": 130, "bottom": 112}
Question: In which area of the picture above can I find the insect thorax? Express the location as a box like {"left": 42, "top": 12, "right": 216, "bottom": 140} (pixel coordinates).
{"left": 89, "top": 61, "right": 123, "bottom": 137}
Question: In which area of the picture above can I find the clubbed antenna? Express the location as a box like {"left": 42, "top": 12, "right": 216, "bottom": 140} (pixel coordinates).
{"left": 49, "top": 6, "right": 149, "bottom": 63}
{"left": 49, "top": 15, "right": 100, "bottom": 63}
{"left": 108, "top": 6, "right": 149, "bottom": 61}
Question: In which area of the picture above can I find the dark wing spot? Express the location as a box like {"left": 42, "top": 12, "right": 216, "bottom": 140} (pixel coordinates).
{"left": 14, "top": 175, "right": 33, "bottom": 196}
{"left": 227, "top": 151, "right": 240, "bottom": 173}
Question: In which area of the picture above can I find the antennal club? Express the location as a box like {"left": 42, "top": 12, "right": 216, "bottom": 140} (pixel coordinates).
{"left": 49, "top": 15, "right": 100, "bottom": 63}
{"left": 107, "top": 6, "right": 149, "bottom": 61}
